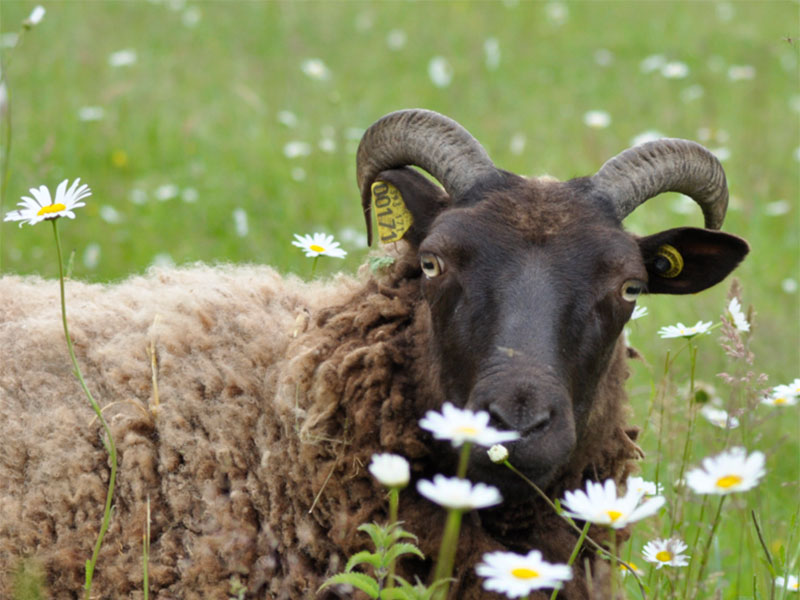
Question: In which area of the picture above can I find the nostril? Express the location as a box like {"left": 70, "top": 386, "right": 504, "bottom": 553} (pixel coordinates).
{"left": 488, "top": 405, "right": 514, "bottom": 431}
{"left": 526, "top": 410, "right": 552, "bottom": 435}
{"left": 488, "top": 404, "right": 553, "bottom": 437}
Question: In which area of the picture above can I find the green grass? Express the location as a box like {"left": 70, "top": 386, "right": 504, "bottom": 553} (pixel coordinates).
{"left": 1, "top": 1, "right": 797, "bottom": 598}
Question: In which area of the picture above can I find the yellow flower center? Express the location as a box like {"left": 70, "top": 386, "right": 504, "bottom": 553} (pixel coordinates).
{"left": 309, "top": 244, "right": 325, "bottom": 252}
{"left": 716, "top": 474, "right": 743, "bottom": 489}
{"left": 455, "top": 425, "right": 479, "bottom": 436}
{"left": 606, "top": 510, "right": 624, "bottom": 522}
{"left": 655, "top": 550, "right": 673, "bottom": 562}
{"left": 37, "top": 203, "right": 66, "bottom": 216}
{"left": 511, "top": 567, "right": 540, "bottom": 580}
{"left": 773, "top": 396, "right": 787, "bottom": 405}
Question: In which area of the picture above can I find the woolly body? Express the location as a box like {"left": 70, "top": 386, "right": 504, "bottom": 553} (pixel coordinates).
{"left": 0, "top": 255, "right": 640, "bottom": 599}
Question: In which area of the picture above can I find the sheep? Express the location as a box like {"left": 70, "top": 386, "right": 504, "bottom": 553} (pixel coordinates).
{"left": 0, "top": 109, "right": 749, "bottom": 599}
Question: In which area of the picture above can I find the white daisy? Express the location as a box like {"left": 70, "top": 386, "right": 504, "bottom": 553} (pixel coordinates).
{"left": 25, "top": 5, "right": 45, "bottom": 26}
{"left": 484, "top": 37, "right": 501, "bottom": 71}
{"left": 419, "top": 402, "right": 519, "bottom": 448}
{"left": 640, "top": 54, "right": 666, "bottom": 74}
{"left": 661, "top": 61, "right": 690, "bottom": 79}
{"left": 727, "top": 298, "right": 750, "bottom": 332}
{"left": 618, "top": 561, "right": 645, "bottom": 577}
{"left": 291, "top": 233, "right": 347, "bottom": 259}
{"left": 476, "top": 550, "right": 572, "bottom": 597}
{"left": 4, "top": 179, "right": 91, "bottom": 227}
{"left": 728, "top": 65, "right": 756, "bottom": 81}
{"left": 700, "top": 405, "right": 740, "bottom": 429}
{"left": 630, "top": 305, "right": 649, "bottom": 321}
{"left": 428, "top": 56, "right": 453, "bottom": 88}
{"left": 561, "top": 479, "right": 665, "bottom": 529}
{"left": 283, "top": 141, "right": 312, "bottom": 159}
{"left": 583, "top": 110, "right": 611, "bottom": 129}
{"left": 626, "top": 475, "right": 664, "bottom": 496}
{"left": 761, "top": 383, "right": 799, "bottom": 407}
{"left": 642, "top": 538, "right": 690, "bottom": 569}
{"left": 233, "top": 208, "right": 248, "bottom": 238}
{"left": 108, "top": 49, "right": 137, "bottom": 67}
{"left": 301, "top": 58, "right": 331, "bottom": 81}
{"left": 685, "top": 447, "right": 766, "bottom": 495}
{"left": 776, "top": 575, "right": 799, "bottom": 592}
{"left": 774, "top": 378, "right": 800, "bottom": 397}
{"left": 368, "top": 453, "right": 410, "bottom": 488}
{"left": 417, "top": 475, "right": 502, "bottom": 510}
{"left": 658, "top": 320, "right": 713, "bottom": 339}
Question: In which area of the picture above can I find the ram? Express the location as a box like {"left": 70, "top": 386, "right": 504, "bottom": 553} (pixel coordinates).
{"left": 0, "top": 109, "right": 748, "bottom": 599}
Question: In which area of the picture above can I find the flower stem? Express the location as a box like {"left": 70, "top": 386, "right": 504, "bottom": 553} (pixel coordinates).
{"left": 431, "top": 508, "right": 463, "bottom": 600}
{"left": 457, "top": 442, "right": 472, "bottom": 479}
{"left": 385, "top": 487, "right": 400, "bottom": 591}
{"left": 430, "top": 443, "right": 472, "bottom": 599}
{"left": 52, "top": 221, "right": 118, "bottom": 600}
{"left": 311, "top": 255, "right": 319, "bottom": 278}
{"left": 550, "top": 520, "right": 591, "bottom": 600}
{"left": 609, "top": 528, "right": 618, "bottom": 600}
{"left": 502, "top": 461, "right": 648, "bottom": 598}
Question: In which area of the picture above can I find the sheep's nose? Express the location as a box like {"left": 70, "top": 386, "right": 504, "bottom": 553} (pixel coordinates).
{"left": 488, "top": 403, "right": 553, "bottom": 437}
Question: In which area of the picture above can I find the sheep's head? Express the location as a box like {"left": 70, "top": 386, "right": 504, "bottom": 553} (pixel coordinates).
{"left": 356, "top": 110, "right": 748, "bottom": 492}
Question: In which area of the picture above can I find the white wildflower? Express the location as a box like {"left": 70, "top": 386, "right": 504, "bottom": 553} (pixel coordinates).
{"left": 685, "top": 447, "right": 766, "bottom": 495}
{"left": 417, "top": 475, "right": 502, "bottom": 510}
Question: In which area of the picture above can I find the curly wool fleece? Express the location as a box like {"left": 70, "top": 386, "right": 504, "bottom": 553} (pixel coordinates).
{"left": 0, "top": 259, "right": 641, "bottom": 599}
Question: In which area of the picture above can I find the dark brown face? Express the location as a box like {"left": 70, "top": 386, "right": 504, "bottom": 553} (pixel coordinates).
{"left": 416, "top": 190, "right": 647, "bottom": 491}
{"left": 356, "top": 109, "right": 749, "bottom": 497}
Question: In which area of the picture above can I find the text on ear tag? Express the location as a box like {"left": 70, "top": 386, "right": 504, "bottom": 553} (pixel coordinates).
{"left": 654, "top": 244, "right": 684, "bottom": 278}
{"left": 371, "top": 181, "right": 414, "bottom": 244}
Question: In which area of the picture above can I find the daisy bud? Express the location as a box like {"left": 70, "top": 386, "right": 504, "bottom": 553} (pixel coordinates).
{"left": 488, "top": 444, "right": 509, "bottom": 464}
{"left": 24, "top": 5, "right": 46, "bottom": 27}
{"left": 368, "top": 453, "right": 410, "bottom": 489}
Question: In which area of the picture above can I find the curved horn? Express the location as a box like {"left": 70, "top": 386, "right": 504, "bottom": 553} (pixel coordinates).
{"left": 356, "top": 109, "right": 499, "bottom": 245}
{"left": 591, "top": 139, "right": 728, "bottom": 229}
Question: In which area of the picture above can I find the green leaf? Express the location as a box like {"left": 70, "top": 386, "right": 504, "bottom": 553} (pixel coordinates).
{"left": 383, "top": 575, "right": 451, "bottom": 600}
{"left": 358, "top": 522, "right": 391, "bottom": 550}
{"left": 319, "top": 572, "right": 380, "bottom": 599}
{"left": 345, "top": 550, "right": 384, "bottom": 573}
{"left": 388, "top": 524, "right": 419, "bottom": 544}
{"left": 384, "top": 542, "right": 425, "bottom": 564}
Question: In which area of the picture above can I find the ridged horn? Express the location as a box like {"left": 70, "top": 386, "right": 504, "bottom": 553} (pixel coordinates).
{"left": 591, "top": 138, "right": 728, "bottom": 229}
{"left": 356, "top": 109, "right": 499, "bottom": 245}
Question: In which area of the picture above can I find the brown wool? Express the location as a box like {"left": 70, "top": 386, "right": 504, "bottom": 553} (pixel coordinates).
{"left": 0, "top": 258, "right": 641, "bottom": 599}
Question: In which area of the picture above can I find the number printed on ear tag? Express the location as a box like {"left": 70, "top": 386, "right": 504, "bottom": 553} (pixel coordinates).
{"left": 371, "top": 181, "right": 414, "bottom": 244}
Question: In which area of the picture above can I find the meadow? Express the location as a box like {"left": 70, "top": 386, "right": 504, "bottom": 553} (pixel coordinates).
{"left": 0, "top": 1, "right": 797, "bottom": 599}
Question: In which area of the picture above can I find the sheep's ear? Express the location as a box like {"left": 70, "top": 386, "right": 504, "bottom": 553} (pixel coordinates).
{"left": 639, "top": 227, "right": 749, "bottom": 294}
{"left": 369, "top": 167, "right": 450, "bottom": 247}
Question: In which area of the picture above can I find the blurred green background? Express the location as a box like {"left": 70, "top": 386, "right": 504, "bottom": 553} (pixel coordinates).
{"left": 0, "top": 1, "right": 798, "bottom": 597}
{"left": 3, "top": 0, "right": 795, "bottom": 373}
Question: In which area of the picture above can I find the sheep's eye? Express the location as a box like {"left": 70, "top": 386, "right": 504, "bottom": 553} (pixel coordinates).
{"left": 420, "top": 252, "right": 444, "bottom": 278}
{"left": 621, "top": 279, "right": 645, "bottom": 302}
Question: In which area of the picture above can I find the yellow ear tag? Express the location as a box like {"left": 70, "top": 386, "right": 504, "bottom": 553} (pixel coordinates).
{"left": 655, "top": 244, "right": 684, "bottom": 278}
{"left": 371, "top": 181, "right": 414, "bottom": 244}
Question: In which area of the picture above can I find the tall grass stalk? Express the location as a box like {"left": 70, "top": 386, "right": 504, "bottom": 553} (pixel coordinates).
{"left": 52, "top": 220, "right": 118, "bottom": 599}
